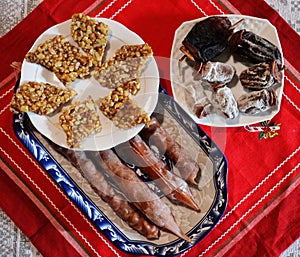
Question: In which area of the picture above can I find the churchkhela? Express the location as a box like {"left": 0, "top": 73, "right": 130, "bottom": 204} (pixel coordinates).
{"left": 88, "top": 150, "right": 192, "bottom": 242}
{"left": 50, "top": 143, "right": 160, "bottom": 240}
{"left": 115, "top": 135, "right": 200, "bottom": 211}
{"left": 140, "top": 117, "right": 202, "bottom": 185}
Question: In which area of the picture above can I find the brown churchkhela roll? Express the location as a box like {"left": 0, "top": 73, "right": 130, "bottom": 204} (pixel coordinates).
{"left": 140, "top": 117, "right": 201, "bottom": 185}
{"left": 115, "top": 135, "right": 200, "bottom": 211}
{"left": 50, "top": 144, "right": 159, "bottom": 240}
{"left": 88, "top": 149, "right": 192, "bottom": 242}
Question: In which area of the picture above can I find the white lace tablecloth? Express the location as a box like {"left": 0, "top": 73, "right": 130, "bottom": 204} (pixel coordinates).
{"left": 0, "top": 0, "right": 299, "bottom": 256}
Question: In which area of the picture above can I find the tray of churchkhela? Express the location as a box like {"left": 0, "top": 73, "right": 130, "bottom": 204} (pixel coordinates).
{"left": 12, "top": 87, "right": 228, "bottom": 256}
{"left": 171, "top": 14, "right": 284, "bottom": 127}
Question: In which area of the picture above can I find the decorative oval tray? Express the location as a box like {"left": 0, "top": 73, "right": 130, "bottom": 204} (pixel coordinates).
{"left": 13, "top": 86, "right": 228, "bottom": 256}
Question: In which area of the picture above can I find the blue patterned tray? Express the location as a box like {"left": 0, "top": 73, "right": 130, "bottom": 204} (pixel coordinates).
{"left": 13, "top": 87, "right": 228, "bottom": 256}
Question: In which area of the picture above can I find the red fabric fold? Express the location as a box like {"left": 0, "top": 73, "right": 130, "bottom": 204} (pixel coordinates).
{"left": 0, "top": 163, "right": 86, "bottom": 257}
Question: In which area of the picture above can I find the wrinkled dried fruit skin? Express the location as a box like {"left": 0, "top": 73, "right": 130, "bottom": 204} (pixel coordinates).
{"left": 194, "top": 61, "right": 236, "bottom": 84}
{"left": 182, "top": 16, "right": 232, "bottom": 62}
{"left": 229, "top": 30, "right": 282, "bottom": 64}
{"left": 212, "top": 86, "right": 239, "bottom": 119}
{"left": 240, "top": 61, "right": 283, "bottom": 90}
{"left": 194, "top": 98, "right": 213, "bottom": 118}
{"left": 237, "top": 89, "right": 277, "bottom": 114}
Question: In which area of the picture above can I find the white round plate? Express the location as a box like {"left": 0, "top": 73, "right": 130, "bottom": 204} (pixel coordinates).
{"left": 170, "top": 15, "right": 284, "bottom": 127}
{"left": 20, "top": 18, "right": 159, "bottom": 150}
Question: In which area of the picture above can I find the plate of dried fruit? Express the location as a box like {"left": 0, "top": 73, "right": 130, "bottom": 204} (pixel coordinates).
{"left": 170, "top": 14, "right": 284, "bottom": 127}
{"left": 18, "top": 15, "right": 159, "bottom": 150}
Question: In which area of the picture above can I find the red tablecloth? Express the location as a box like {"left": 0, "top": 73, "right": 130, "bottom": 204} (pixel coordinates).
{"left": 0, "top": 0, "right": 299, "bottom": 256}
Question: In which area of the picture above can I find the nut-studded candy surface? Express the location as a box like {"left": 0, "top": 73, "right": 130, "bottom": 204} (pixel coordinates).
{"left": 99, "top": 86, "right": 130, "bottom": 120}
{"left": 95, "top": 43, "right": 153, "bottom": 88}
{"left": 25, "top": 35, "right": 93, "bottom": 86}
{"left": 113, "top": 100, "right": 151, "bottom": 129}
{"left": 59, "top": 96, "right": 101, "bottom": 148}
{"left": 71, "top": 13, "right": 109, "bottom": 68}
{"left": 99, "top": 86, "right": 150, "bottom": 129}
{"left": 10, "top": 81, "right": 77, "bottom": 115}
{"left": 121, "top": 78, "right": 141, "bottom": 95}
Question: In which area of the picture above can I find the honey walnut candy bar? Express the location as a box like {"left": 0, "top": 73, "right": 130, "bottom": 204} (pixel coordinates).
{"left": 10, "top": 81, "right": 77, "bottom": 115}
{"left": 59, "top": 96, "right": 101, "bottom": 148}
{"left": 95, "top": 43, "right": 153, "bottom": 89}
{"left": 71, "top": 13, "right": 109, "bottom": 68}
{"left": 25, "top": 35, "right": 93, "bottom": 86}
{"left": 99, "top": 86, "right": 150, "bottom": 129}
{"left": 121, "top": 78, "right": 141, "bottom": 95}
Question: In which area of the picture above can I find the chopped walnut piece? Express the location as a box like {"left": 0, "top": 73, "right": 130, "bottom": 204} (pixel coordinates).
{"left": 113, "top": 99, "right": 151, "bottom": 129}
{"left": 25, "top": 35, "right": 93, "bottom": 86}
{"left": 59, "top": 96, "right": 101, "bottom": 148}
{"left": 10, "top": 81, "right": 77, "bottom": 115}
{"left": 100, "top": 86, "right": 129, "bottom": 119}
{"left": 121, "top": 78, "right": 141, "bottom": 95}
{"left": 99, "top": 86, "right": 150, "bottom": 129}
{"left": 95, "top": 43, "right": 153, "bottom": 89}
{"left": 71, "top": 13, "right": 109, "bottom": 68}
